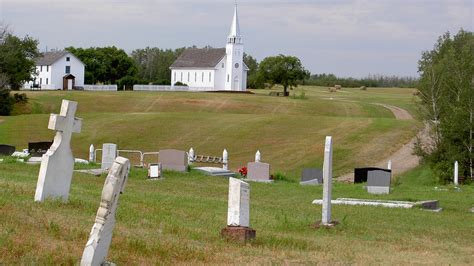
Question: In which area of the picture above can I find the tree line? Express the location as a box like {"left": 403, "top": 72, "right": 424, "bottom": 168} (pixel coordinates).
{"left": 306, "top": 73, "right": 418, "bottom": 88}
{"left": 415, "top": 29, "right": 473, "bottom": 183}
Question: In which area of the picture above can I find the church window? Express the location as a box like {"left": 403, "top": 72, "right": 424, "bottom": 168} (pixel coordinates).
{"left": 209, "top": 72, "right": 212, "bottom": 82}
{"left": 235, "top": 63, "right": 239, "bottom": 69}
{"left": 66, "top": 57, "right": 70, "bottom": 62}
{"left": 40, "top": 78, "right": 42, "bottom": 85}
{"left": 195, "top": 72, "right": 197, "bottom": 82}
{"left": 174, "top": 72, "right": 176, "bottom": 82}
{"left": 65, "top": 66, "right": 71, "bottom": 74}
{"left": 46, "top": 66, "right": 49, "bottom": 72}
{"left": 222, "top": 63, "right": 224, "bottom": 68}
{"left": 202, "top": 72, "right": 204, "bottom": 82}
{"left": 180, "top": 72, "right": 183, "bottom": 81}
{"left": 46, "top": 78, "right": 48, "bottom": 85}
{"left": 227, "top": 74, "right": 229, "bottom": 83}
{"left": 187, "top": 72, "right": 190, "bottom": 82}
{"left": 40, "top": 66, "right": 43, "bottom": 72}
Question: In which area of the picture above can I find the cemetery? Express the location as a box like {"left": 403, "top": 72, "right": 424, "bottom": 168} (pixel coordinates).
{"left": 0, "top": 87, "right": 472, "bottom": 264}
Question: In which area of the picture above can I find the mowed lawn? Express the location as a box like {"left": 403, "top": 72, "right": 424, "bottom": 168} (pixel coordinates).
{"left": 0, "top": 86, "right": 420, "bottom": 178}
{"left": 0, "top": 161, "right": 472, "bottom": 264}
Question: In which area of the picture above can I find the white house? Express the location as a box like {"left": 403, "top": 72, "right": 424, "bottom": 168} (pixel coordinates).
{"left": 170, "top": 5, "right": 248, "bottom": 91}
{"left": 24, "top": 50, "right": 85, "bottom": 90}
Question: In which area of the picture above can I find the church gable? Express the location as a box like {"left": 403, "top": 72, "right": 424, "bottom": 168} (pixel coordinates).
{"left": 170, "top": 48, "right": 226, "bottom": 69}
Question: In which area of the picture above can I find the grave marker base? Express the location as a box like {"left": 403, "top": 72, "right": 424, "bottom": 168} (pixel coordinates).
{"left": 221, "top": 226, "right": 256, "bottom": 243}
{"left": 312, "top": 220, "right": 339, "bottom": 229}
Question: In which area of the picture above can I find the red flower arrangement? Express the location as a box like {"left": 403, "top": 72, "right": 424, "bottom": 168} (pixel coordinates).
{"left": 238, "top": 166, "right": 248, "bottom": 177}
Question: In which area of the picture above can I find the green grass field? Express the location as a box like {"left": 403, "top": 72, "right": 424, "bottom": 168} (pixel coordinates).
{"left": 0, "top": 161, "right": 473, "bottom": 264}
{"left": 1, "top": 86, "right": 420, "bottom": 178}
{"left": 2, "top": 86, "right": 472, "bottom": 264}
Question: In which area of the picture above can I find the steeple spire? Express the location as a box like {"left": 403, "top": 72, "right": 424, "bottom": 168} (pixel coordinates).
{"left": 228, "top": 4, "right": 242, "bottom": 43}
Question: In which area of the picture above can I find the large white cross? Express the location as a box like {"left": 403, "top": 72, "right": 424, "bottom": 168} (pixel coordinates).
{"left": 34, "top": 99, "right": 82, "bottom": 202}
{"left": 48, "top": 100, "right": 82, "bottom": 143}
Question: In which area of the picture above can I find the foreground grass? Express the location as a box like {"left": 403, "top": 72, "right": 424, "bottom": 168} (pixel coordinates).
{"left": 0, "top": 161, "right": 472, "bottom": 264}
{"left": 0, "top": 86, "right": 419, "bottom": 178}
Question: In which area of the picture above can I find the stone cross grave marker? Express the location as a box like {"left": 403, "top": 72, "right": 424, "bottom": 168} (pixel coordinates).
{"left": 34, "top": 100, "right": 82, "bottom": 202}
{"left": 322, "top": 136, "right": 333, "bottom": 226}
{"left": 101, "top": 143, "right": 117, "bottom": 170}
{"left": 159, "top": 149, "right": 188, "bottom": 172}
{"left": 367, "top": 169, "right": 391, "bottom": 194}
{"left": 81, "top": 157, "right": 130, "bottom": 266}
{"left": 221, "top": 177, "right": 255, "bottom": 242}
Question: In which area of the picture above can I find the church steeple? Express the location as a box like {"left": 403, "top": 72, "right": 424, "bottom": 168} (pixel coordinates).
{"left": 227, "top": 5, "right": 242, "bottom": 44}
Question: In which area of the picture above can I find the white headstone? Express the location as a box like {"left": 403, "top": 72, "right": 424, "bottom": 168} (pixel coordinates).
{"left": 188, "top": 148, "right": 194, "bottom": 164}
{"left": 89, "top": 144, "right": 95, "bottom": 162}
{"left": 223, "top": 149, "right": 228, "bottom": 170}
{"left": 454, "top": 161, "right": 459, "bottom": 185}
{"left": 34, "top": 100, "right": 82, "bottom": 202}
{"left": 387, "top": 160, "right": 392, "bottom": 170}
{"left": 148, "top": 163, "right": 161, "bottom": 179}
{"left": 81, "top": 157, "right": 130, "bottom": 266}
{"left": 255, "top": 150, "right": 261, "bottom": 163}
{"left": 322, "top": 136, "right": 333, "bottom": 225}
{"left": 227, "top": 177, "right": 250, "bottom": 227}
{"left": 101, "top": 143, "right": 117, "bottom": 170}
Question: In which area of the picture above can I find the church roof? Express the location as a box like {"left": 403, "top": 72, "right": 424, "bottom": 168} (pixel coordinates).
{"left": 35, "top": 51, "right": 69, "bottom": 65}
{"left": 228, "top": 5, "right": 241, "bottom": 38}
{"left": 170, "top": 48, "right": 226, "bottom": 69}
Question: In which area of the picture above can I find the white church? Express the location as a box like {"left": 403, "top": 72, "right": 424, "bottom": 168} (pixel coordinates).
{"left": 170, "top": 6, "right": 248, "bottom": 91}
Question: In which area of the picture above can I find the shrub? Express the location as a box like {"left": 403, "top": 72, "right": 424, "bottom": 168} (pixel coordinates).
{"left": 117, "top": 76, "right": 145, "bottom": 90}
{"left": 174, "top": 81, "right": 188, "bottom": 86}
{"left": 0, "top": 89, "right": 14, "bottom": 115}
{"left": 13, "top": 93, "right": 28, "bottom": 104}
{"left": 153, "top": 79, "right": 171, "bottom": 85}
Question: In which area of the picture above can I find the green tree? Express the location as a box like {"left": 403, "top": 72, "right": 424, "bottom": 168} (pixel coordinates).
{"left": 0, "top": 26, "right": 39, "bottom": 90}
{"left": 416, "top": 29, "right": 474, "bottom": 183}
{"left": 257, "top": 55, "right": 310, "bottom": 95}
{"left": 243, "top": 53, "right": 264, "bottom": 89}
{"left": 66, "top": 46, "right": 138, "bottom": 84}
{"left": 131, "top": 47, "right": 186, "bottom": 84}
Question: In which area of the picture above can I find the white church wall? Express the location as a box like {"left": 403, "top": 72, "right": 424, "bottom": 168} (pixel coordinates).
{"left": 172, "top": 69, "right": 215, "bottom": 88}
{"left": 214, "top": 57, "right": 227, "bottom": 90}
{"left": 51, "top": 53, "right": 85, "bottom": 89}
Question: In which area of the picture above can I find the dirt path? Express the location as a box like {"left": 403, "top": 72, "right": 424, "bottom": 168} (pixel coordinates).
{"left": 337, "top": 104, "right": 425, "bottom": 183}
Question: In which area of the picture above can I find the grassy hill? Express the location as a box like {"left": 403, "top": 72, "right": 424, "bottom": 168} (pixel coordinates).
{"left": 1, "top": 86, "right": 420, "bottom": 179}
{"left": 0, "top": 87, "right": 472, "bottom": 264}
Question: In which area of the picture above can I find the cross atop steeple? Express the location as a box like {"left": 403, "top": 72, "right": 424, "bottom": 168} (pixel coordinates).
{"left": 227, "top": 4, "right": 242, "bottom": 44}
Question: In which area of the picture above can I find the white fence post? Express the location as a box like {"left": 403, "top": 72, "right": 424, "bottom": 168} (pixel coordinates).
{"left": 223, "top": 149, "right": 228, "bottom": 170}
{"left": 89, "top": 144, "right": 95, "bottom": 162}
{"left": 188, "top": 148, "right": 195, "bottom": 165}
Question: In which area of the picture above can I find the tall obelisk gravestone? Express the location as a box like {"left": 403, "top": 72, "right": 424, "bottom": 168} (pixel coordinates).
{"left": 322, "top": 136, "right": 333, "bottom": 225}
{"left": 34, "top": 100, "right": 82, "bottom": 202}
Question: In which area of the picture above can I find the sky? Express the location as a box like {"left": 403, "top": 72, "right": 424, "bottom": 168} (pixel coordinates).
{"left": 0, "top": 0, "right": 472, "bottom": 77}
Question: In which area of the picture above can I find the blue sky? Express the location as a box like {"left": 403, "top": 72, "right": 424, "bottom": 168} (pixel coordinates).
{"left": 1, "top": 0, "right": 472, "bottom": 77}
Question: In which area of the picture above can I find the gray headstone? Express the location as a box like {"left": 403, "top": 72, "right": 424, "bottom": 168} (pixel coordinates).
{"left": 28, "top": 141, "right": 53, "bottom": 157}
{"left": 81, "top": 157, "right": 130, "bottom": 266}
{"left": 0, "top": 144, "right": 15, "bottom": 156}
{"left": 101, "top": 143, "right": 117, "bottom": 171}
{"left": 367, "top": 169, "right": 391, "bottom": 194}
{"left": 194, "top": 167, "right": 235, "bottom": 177}
{"left": 159, "top": 149, "right": 188, "bottom": 172}
{"left": 247, "top": 162, "right": 271, "bottom": 182}
{"left": 34, "top": 100, "right": 82, "bottom": 202}
{"left": 300, "top": 168, "right": 323, "bottom": 185}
